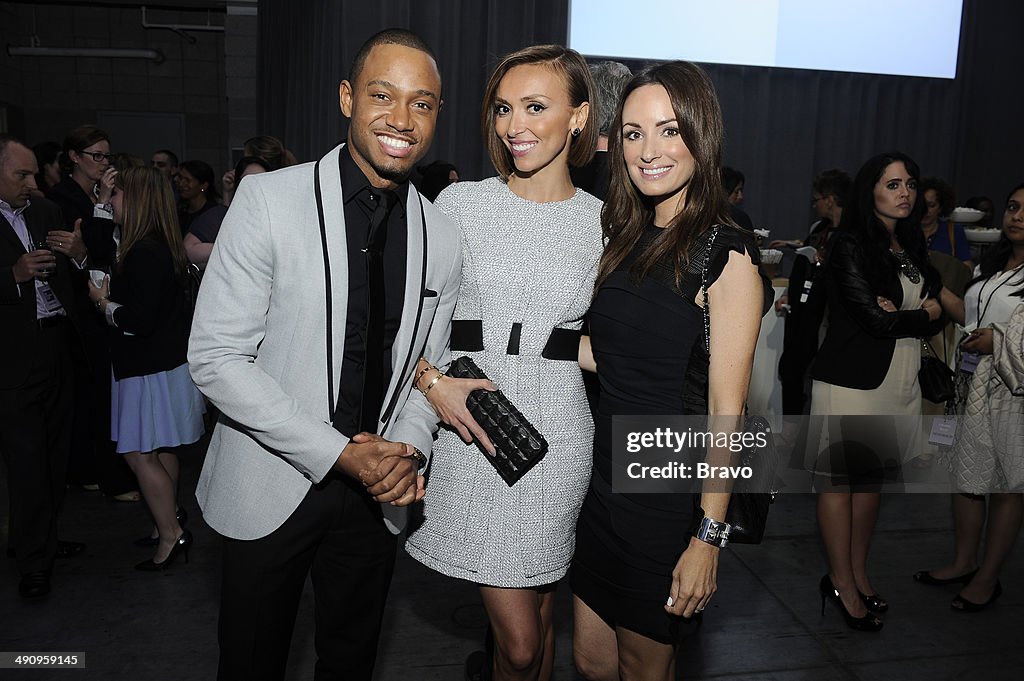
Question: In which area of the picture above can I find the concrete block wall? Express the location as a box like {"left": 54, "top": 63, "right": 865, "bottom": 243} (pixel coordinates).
{"left": 2, "top": 2, "right": 229, "bottom": 174}
{"left": 224, "top": 3, "right": 259, "bottom": 161}
{"left": 0, "top": 3, "right": 26, "bottom": 132}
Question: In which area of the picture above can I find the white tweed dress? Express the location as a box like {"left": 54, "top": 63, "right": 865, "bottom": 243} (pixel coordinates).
{"left": 405, "top": 178, "right": 604, "bottom": 587}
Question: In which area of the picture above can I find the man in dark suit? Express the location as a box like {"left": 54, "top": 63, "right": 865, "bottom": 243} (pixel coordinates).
{"left": 0, "top": 135, "right": 86, "bottom": 598}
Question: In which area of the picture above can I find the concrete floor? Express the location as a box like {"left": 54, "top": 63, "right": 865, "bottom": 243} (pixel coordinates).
{"left": 2, "top": 440, "right": 1021, "bottom": 681}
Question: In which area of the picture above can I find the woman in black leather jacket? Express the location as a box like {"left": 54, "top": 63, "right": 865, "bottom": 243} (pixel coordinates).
{"left": 810, "top": 152, "right": 944, "bottom": 631}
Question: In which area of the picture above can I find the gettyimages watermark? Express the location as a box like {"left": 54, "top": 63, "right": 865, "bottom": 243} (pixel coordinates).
{"left": 611, "top": 414, "right": 996, "bottom": 494}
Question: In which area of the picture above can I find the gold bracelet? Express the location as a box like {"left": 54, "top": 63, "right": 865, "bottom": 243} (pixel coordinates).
{"left": 420, "top": 372, "right": 443, "bottom": 396}
{"left": 409, "top": 447, "right": 427, "bottom": 471}
{"left": 94, "top": 296, "right": 108, "bottom": 311}
{"left": 413, "top": 360, "right": 437, "bottom": 389}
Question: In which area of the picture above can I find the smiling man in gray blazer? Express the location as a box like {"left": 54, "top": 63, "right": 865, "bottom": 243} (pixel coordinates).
{"left": 188, "top": 29, "right": 460, "bottom": 681}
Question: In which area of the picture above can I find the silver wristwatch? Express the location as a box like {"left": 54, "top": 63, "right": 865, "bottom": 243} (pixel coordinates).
{"left": 693, "top": 516, "right": 732, "bottom": 548}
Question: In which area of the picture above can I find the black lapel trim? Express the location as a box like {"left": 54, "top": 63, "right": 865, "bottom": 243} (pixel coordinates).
{"left": 313, "top": 159, "right": 337, "bottom": 420}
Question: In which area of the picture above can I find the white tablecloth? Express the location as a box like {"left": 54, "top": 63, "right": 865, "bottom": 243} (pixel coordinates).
{"left": 747, "top": 285, "right": 786, "bottom": 428}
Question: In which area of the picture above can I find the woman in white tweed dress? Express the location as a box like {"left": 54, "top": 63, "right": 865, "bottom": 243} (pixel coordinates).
{"left": 405, "top": 45, "right": 602, "bottom": 680}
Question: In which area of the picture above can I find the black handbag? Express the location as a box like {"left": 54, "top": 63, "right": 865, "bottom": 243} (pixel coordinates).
{"left": 919, "top": 338, "right": 955, "bottom": 404}
{"left": 446, "top": 356, "right": 549, "bottom": 486}
{"left": 721, "top": 414, "right": 777, "bottom": 544}
{"left": 690, "top": 418, "right": 777, "bottom": 544}
{"left": 698, "top": 226, "right": 779, "bottom": 544}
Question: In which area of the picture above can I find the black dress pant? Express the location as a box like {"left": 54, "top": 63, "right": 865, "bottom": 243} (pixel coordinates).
{"left": 779, "top": 257, "right": 826, "bottom": 416}
{"left": 779, "top": 306, "right": 818, "bottom": 415}
{"left": 0, "top": 322, "right": 74, "bottom": 575}
{"left": 217, "top": 475, "right": 398, "bottom": 681}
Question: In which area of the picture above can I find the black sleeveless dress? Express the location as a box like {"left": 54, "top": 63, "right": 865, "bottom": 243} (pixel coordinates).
{"left": 571, "top": 223, "right": 771, "bottom": 643}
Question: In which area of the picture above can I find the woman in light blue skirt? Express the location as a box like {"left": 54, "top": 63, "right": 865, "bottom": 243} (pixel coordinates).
{"left": 88, "top": 166, "right": 204, "bottom": 570}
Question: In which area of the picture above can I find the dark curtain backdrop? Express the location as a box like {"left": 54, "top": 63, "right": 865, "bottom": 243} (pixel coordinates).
{"left": 257, "top": 0, "right": 568, "bottom": 183}
{"left": 260, "top": 0, "right": 1021, "bottom": 241}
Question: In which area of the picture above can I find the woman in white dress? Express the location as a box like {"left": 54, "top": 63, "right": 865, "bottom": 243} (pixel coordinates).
{"left": 404, "top": 45, "right": 603, "bottom": 681}
{"left": 809, "top": 152, "right": 944, "bottom": 631}
{"left": 916, "top": 182, "right": 1024, "bottom": 611}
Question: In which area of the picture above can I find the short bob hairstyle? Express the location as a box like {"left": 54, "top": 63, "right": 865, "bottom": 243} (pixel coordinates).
{"left": 481, "top": 44, "right": 596, "bottom": 179}
{"left": 61, "top": 124, "right": 110, "bottom": 173}
{"left": 812, "top": 168, "right": 852, "bottom": 208}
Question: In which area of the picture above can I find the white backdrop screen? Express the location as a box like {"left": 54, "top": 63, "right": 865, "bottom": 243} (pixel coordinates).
{"left": 569, "top": 0, "right": 964, "bottom": 79}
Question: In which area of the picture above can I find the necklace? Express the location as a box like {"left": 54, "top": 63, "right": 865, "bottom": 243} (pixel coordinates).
{"left": 889, "top": 249, "right": 921, "bottom": 284}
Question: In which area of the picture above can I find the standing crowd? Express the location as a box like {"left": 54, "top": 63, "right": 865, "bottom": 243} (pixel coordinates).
{"left": 1, "top": 25, "right": 1021, "bottom": 681}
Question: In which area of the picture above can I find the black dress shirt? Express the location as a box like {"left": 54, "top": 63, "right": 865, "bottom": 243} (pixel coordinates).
{"left": 332, "top": 146, "right": 409, "bottom": 437}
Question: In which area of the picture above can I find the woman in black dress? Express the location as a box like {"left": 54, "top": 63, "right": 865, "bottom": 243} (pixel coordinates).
{"left": 572, "top": 61, "right": 770, "bottom": 680}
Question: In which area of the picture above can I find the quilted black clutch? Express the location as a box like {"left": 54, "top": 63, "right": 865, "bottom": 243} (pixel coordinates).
{"left": 446, "top": 356, "right": 548, "bottom": 486}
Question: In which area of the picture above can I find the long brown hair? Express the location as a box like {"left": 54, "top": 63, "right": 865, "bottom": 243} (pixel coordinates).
{"left": 597, "top": 61, "right": 733, "bottom": 289}
{"left": 481, "top": 44, "right": 597, "bottom": 179}
{"left": 115, "top": 166, "right": 187, "bottom": 275}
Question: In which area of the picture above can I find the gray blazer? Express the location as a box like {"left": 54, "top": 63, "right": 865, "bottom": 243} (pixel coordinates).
{"left": 189, "top": 144, "right": 461, "bottom": 539}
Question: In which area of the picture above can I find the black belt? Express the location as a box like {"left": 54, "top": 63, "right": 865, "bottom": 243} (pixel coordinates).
{"left": 37, "top": 315, "right": 68, "bottom": 329}
{"left": 450, "top": 319, "right": 580, "bottom": 361}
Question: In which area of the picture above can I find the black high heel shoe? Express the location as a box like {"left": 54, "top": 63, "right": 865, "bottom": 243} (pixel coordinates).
{"left": 951, "top": 581, "right": 1002, "bottom": 613}
{"left": 133, "top": 508, "right": 188, "bottom": 548}
{"left": 859, "top": 591, "right": 889, "bottom": 613}
{"left": 135, "top": 530, "right": 192, "bottom": 572}
{"left": 913, "top": 568, "right": 977, "bottom": 586}
{"left": 819, "top": 575, "right": 884, "bottom": 632}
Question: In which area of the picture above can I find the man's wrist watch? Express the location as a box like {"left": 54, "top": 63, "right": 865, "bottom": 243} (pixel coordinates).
{"left": 693, "top": 515, "right": 732, "bottom": 548}
{"left": 409, "top": 447, "right": 427, "bottom": 471}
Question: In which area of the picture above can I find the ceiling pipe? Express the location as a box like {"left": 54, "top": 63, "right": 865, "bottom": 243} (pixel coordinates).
{"left": 141, "top": 6, "right": 224, "bottom": 44}
{"left": 6, "top": 45, "right": 165, "bottom": 63}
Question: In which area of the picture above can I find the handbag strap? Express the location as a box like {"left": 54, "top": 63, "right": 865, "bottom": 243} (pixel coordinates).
{"left": 701, "top": 225, "right": 757, "bottom": 422}
{"left": 921, "top": 334, "right": 947, "bottom": 365}
{"left": 941, "top": 320, "right": 948, "bottom": 364}
{"left": 700, "top": 225, "right": 721, "bottom": 354}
